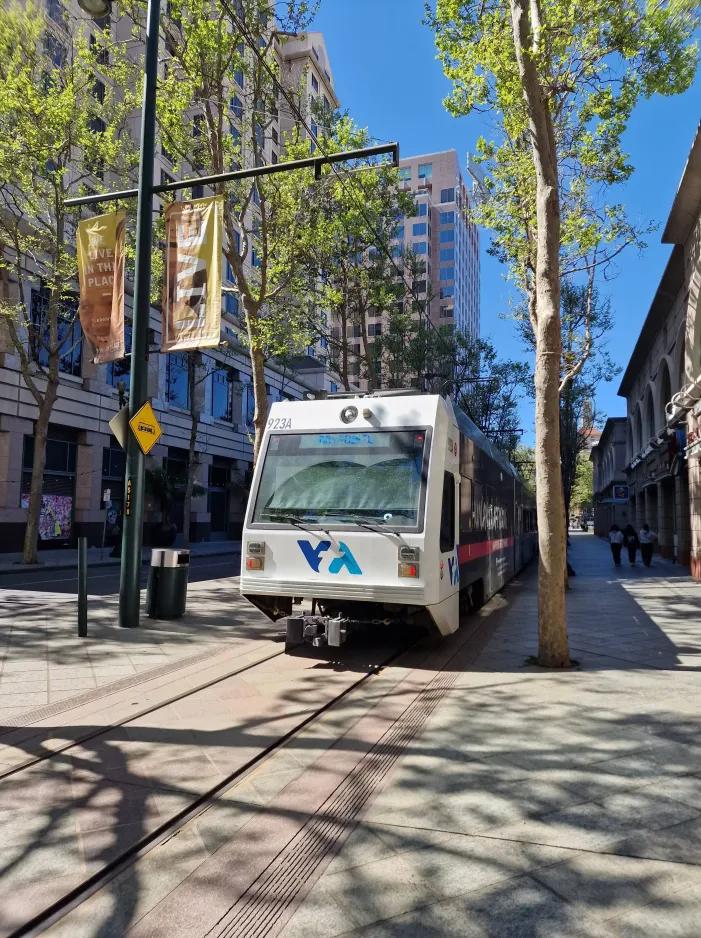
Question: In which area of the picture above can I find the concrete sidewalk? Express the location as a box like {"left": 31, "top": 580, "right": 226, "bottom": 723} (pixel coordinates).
{"left": 0, "top": 574, "right": 264, "bottom": 725}
{"left": 271, "top": 533, "right": 701, "bottom": 938}
{"left": 0, "top": 539, "right": 241, "bottom": 574}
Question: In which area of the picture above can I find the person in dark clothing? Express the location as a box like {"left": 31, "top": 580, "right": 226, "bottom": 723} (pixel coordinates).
{"left": 639, "top": 524, "right": 657, "bottom": 567}
{"left": 623, "top": 524, "right": 639, "bottom": 566}
{"left": 609, "top": 524, "right": 624, "bottom": 566}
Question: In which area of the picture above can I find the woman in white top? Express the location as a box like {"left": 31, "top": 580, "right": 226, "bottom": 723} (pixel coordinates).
{"left": 609, "top": 525, "right": 624, "bottom": 567}
{"left": 639, "top": 524, "right": 657, "bottom": 567}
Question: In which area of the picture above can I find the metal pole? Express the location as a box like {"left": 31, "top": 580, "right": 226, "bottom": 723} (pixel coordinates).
{"left": 78, "top": 537, "right": 88, "bottom": 637}
{"left": 118, "top": 0, "right": 161, "bottom": 629}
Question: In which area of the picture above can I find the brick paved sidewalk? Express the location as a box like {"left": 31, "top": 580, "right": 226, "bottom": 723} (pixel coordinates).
{"left": 273, "top": 533, "right": 701, "bottom": 938}
{"left": 0, "top": 575, "right": 267, "bottom": 725}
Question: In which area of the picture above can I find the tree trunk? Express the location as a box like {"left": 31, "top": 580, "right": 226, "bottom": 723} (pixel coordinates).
{"left": 23, "top": 385, "right": 57, "bottom": 564}
{"left": 510, "top": 0, "right": 570, "bottom": 667}
{"left": 181, "top": 354, "right": 199, "bottom": 549}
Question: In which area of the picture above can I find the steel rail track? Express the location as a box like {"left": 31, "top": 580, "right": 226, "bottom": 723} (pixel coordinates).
{"left": 7, "top": 634, "right": 421, "bottom": 938}
{"left": 0, "top": 644, "right": 288, "bottom": 782}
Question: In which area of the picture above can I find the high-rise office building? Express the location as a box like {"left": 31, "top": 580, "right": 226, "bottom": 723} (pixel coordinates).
{"left": 396, "top": 150, "right": 480, "bottom": 340}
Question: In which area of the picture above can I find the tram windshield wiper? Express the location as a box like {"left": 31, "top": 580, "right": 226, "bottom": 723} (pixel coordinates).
{"left": 332, "top": 513, "right": 405, "bottom": 541}
{"left": 267, "top": 513, "right": 342, "bottom": 551}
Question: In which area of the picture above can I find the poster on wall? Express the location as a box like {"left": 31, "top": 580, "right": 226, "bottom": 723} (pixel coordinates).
{"left": 76, "top": 211, "right": 126, "bottom": 364}
{"left": 162, "top": 195, "right": 223, "bottom": 353}
{"left": 20, "top": 494, "right": 73, "bottom": 541}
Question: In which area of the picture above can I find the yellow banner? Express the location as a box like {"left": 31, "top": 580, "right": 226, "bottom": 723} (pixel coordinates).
{"left": 76, "top": 211, "right": 126, "bottom": 364}
{"left": 162, "top": 195, "right": 223, "bottom": 353}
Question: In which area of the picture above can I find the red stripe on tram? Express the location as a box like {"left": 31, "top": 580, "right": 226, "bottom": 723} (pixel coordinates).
{"left": 458, "top": 536, "right": 515, "bottom": 564}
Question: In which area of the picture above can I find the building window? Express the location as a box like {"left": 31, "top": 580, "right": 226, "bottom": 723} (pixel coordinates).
{"left": 330, "top": 382, "right": 338, "bottom": 393}
{"left": 212, "top": 365, "right": 234, "bottom": 421}
{"left": 90, "top": 33, "right": 109, "bottom": 66}
{"left": 166, "top": 353, "right": 190, "bottom": 409}
{"left": 234, "top": 69, "right": 244, "bottom": 88}
{"left": 412, "top": 222, "right": 427, "bottom": 236}
{"left": 223, "top": 292, "right": 239, "bottom": 316}
{"left": 440, "top": 211, "right": 455, "bottom": 224}
{"left": 30, "top": 289, "right": 82, "bottom": 376}
{"left": 439, "top": 229, "right": 455, "bottom": 244}
{"left": 418, "top": 163, "right": 432, "bottom": 179}
{"left": 271, "top": 151, "right": 278, "bottom": 164}
{"left": 191, "top": 184, "right": 204, "bottom": 199}
{"left": 107, "top": 321, "right": 132, "bottom": 388}
{"left": 440, "top": 187, "right": 455, "bottom": 203}
{"left": 231, "top": 95, "right": 243, "bottom": 119}
{"left": 44, "top": 34, "right": 66, "bottom": 67}
{"left": 92, "top": 79, "right": 105, "bottom": 103}
{"left": 161, "top": 169, "right": 174, "bottom": 187}
{"left": 440, "top": 247, "right": 455, "bottom": 262}
{"left": 311, "top": 73, "right": 319, "bottom": 92}
{"left": 414, "top": 280, "right": 426, "bottom": 294}
{"left": 47, "top": 0, "right": 67, "bottom": 26}
{"left": 440, "top": 305, "right": 453, "bottom": 319}
{"left": 417, "top": 202, "right": 427, "bottom": 217}
{"left": 440, "top": 266, "right": 455, "bottom": 281}
{"left": 393, "top": 225, "right": 404, "bottom": 240}
{"left": 398, "top": 167, "right": 411, "bottom": 181}
{"left": 440, "top": 286, "right": 455, "bottom": 298}
{"left": 414, "top": 241, "right": 427, "bottom": 254}
{"left": 368, "top": 322, "right": 382, "bottom": 337}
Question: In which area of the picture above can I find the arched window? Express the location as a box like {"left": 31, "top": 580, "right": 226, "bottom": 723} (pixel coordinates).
{"left": 636, "top": 406, "right": 644, "bottom": 453}
{"left": 646, "top": 391, "right": 656, "bottom": 441}
{"left": 659, "top": 362, "right": 672, "bottom": 427}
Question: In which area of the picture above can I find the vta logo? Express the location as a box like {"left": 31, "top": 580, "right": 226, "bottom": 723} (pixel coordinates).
{"left": 297, "top": 540, "right": 362, "bottom": 576}
{"left": 447, "top": 546, "right": 460, "bottom": 586}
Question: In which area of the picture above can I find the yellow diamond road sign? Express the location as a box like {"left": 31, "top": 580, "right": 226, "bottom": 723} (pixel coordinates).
{"left": 129, "top": 401, "right": 162, "bottom": 455}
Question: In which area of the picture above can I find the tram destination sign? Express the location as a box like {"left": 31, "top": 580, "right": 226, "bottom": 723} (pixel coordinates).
{"left": 129, "top": 401, "right": 162, "bottom": 455}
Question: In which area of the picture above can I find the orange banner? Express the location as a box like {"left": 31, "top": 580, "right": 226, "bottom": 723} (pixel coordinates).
{"left": 162, "top": 195, "right": 223, "bottom": 353}
{"left": 76, "top": 211, "right": 126, "bottom": 364}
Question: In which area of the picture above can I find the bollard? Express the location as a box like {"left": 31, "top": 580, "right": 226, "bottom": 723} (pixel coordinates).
{"left": 78, "top": 537, "right": 88, "bottom": 637}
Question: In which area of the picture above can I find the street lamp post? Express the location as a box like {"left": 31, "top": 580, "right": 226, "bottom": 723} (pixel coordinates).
{"left": 77, "top": 0, "right": 161, "bottom": 627}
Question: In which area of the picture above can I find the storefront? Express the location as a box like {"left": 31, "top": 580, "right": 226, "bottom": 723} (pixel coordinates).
{"left": 21, "top": 427, "right": 78, "bottom": 549}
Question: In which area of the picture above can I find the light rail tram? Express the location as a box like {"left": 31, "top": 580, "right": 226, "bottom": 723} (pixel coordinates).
{"left": 240, "top": 391, "right": 537, "bottom": 648}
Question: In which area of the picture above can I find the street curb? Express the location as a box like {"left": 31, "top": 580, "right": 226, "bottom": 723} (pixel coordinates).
{"left": 0, "top": 546, "right": 241, "bottom": 576}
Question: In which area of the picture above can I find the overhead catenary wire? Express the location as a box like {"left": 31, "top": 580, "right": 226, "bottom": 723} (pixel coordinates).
{"left": 220, "top": 1, "right": 466, "bottom": 380}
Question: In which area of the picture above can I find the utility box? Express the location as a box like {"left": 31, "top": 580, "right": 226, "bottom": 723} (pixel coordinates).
{"left": 146, "top": 549, "right": 190, "bottom": 619}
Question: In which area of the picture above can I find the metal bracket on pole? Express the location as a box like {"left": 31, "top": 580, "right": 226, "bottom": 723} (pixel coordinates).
{"left": 64, "top": 143, "right": 401, "bottom": 208}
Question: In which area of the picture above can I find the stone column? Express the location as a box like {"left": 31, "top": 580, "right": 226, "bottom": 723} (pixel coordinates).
{"left": 675, "top": 470, "right": 691, "bottom": 567}
{"left": 657, "top": 480, "right": 674, "bottom": 559}
{"left": 688, "top": 450, "right": 701, "bottom": 578}
{"left": 636, "top": 487, "right": 646, "bottom": 532}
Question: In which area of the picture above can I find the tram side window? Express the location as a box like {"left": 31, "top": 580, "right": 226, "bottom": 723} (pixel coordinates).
{"left": 460, "top": 475, "right": 472, "bottom": 532}
{"left": 440, "top": 472, "right": 455, "bottom": 552}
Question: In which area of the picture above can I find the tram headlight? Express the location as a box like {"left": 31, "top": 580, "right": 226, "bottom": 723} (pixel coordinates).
{"left": 247, "top": 541, "right": 265, "bottom": 555}
{"left": 246, "top": 541, "right": 265, "bottom": 570}
{"left": 398, "top": 546, "right": 419, "bottom": 562}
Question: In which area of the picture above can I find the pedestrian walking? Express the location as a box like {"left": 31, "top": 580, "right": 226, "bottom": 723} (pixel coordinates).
{"left": 609, "top": 524, "right": 624, "bottom": 567}
{"left": 623, "top": 524, "right": 639, "bottom": 566}
{"left": 639, "top": 524, "right": 657, "bottom": 567}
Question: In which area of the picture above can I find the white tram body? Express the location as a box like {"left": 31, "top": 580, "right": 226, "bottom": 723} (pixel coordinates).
{"left": 240, "top": 391, "right": 536, "bottom": 647}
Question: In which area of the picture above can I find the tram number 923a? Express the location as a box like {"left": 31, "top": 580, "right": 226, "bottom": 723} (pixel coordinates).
{"left": 267, "top": 417, "right": 292, "bottom": 430}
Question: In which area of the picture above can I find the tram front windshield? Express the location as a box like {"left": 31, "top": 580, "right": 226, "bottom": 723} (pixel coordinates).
{"left": 253, "top": 430, "right": 429, "bottom": 528}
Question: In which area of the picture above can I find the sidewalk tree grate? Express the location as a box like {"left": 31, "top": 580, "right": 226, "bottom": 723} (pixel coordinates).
{"left": 205, "top": 670, "right": 459, "bottom": 938}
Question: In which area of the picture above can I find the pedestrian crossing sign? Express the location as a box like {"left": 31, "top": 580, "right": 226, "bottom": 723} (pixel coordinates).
{"left": 129, "top": 401, "right": 162, "bottom": 455}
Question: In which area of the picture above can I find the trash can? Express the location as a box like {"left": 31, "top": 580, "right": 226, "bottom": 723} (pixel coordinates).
{"left": 146, "top": 548, "right": 190, "bottom": 619}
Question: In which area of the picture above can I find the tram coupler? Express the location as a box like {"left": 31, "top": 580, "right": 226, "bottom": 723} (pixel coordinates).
{"left": 284, "top": 614, "right": 348, "bottom": 649}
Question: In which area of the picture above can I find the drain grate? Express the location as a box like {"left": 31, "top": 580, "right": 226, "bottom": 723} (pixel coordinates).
{"left": 207, "top": 670, "right": 458, "bottom": 938}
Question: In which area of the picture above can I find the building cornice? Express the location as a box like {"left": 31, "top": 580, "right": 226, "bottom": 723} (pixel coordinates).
{"left": 662, "top": 121, "right": 701, "bottom": 246}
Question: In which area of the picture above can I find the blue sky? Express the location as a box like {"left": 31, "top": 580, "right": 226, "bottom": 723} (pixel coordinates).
{"left": 310, "top": 0, "right": 701, "bottom": 443}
